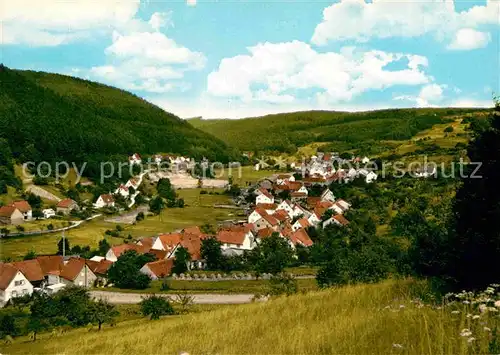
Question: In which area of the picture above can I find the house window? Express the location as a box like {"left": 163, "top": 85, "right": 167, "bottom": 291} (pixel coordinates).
{"left": 11, "top": 291, "right": 17, "bottom": 298}
{"left": 14, "top": 280, "right": 24, "bottom": 286}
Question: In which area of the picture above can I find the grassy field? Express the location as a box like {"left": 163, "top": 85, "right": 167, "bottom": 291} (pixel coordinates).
{"left": 98, "top": 278, "right": 318, "bottom": 294}
{"left": 214, "top": 165, "right": 282, "bottom": 186}
{"left": 0, "top": 188, "right": 244, "bottom": 260}
{"left": 5, "top": 278, "right": 498, "bottom": 354}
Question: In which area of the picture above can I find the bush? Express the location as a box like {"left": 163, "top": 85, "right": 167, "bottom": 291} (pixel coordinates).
{"left": 267, "top": 274, "right": 298, "bottom": 296}
{"left": 140, "top": 295, "right": 175, "bottom": 320}
{"left": 200, "top": 190, "right": 208, "bottom": 195}
{"left": 444, "top": 126, "right": 454, "bottom": 133}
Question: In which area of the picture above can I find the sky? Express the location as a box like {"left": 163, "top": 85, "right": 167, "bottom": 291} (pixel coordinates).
{"left": 1, "top": 0, "right": 498, "bottom": 119}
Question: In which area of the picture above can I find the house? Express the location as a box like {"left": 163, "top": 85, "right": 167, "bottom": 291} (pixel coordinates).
{"left": 129, "top": 153, "right": 142, "bottom": 165}
{"left": 140, "top": 259, "right": 174, "bottom": 280}
{"left": 253, "top": 213, "right": 279, "bottom": 231}
{"left": 415, "top": 165, "right": 437, "bottom": 178}
{"left": 272, "top": 209, "right": 290, "bottom": 223}
{"left": 152, "top": 233, "right": 183, "bottom": 253}
{"left": 364, "top": 171, "right": 378, "bottom": 183}
{"left": 320, "top": 189, "right": 335, "bottom": 203}
{"left": 42, "top": 208, "right": 56, "bottom": 219}
{"left": 114, "top": 184, "right": 129, "bottom": 198}
{"left": 276, "top": 200, "right": 295, "bottom": 218}
{"left": 332, "top": 199, "right": 351, "bottom": 214}
{"left": 10, "top": 201, "right": 32, "bottom": 221}
{"left": 290, "top": 192, "right": 307, "bottom": 201}
{"left": 217, "top": 228, "right": 255, "bottom": 251}
{"left": 248, "top": 208, "right": 268, "bottom": 224}
{"left": 56, "top": 199, "right": 79, "bottom": 215}
{"left": 0, "top": 206, "right": 24, "bottom": 225}
{"left": 287, "top": 228, "right": 313, "bottom": 248}
{"left": 323, "top": 214, "right": 350, "bottom": 229}
{"left": 292, "top": 203, "right": 310, "bottom": 219}
{"left": 85, "top": 259, "right": 113, "bottom": 284}
{"left": 307, "top": 212, "right": 321, "bottom": 226}
{"left": 36, "top": 255, "right": 64, "bottom": 285}
{"left": 255, "top": 189, "right": 274, "bottom": 204}
{"left": 256, "top": 203, "right": 277, "bottom": 214}
{"left": 94, "top": 194, "right": 115, "bottom": 209}
{"left": 0, "top": 263, "right": 33, "bottom": 306}
{"left": 105, "top": 244, "right": 148, "bottom": 262}
{"left": 276, "top": 174, "right": 295, "bottom": 185}
{"left": 153, "top": 154, "right": 163, "bottom": 165}
{"left": 292, "top": 217, "right": 310, "bottom": 231}
{"left": 9, "top": 259, "right": 45, "bottom": 287}
{"left": 125, "top": 178, "right": 140, "bottom": 190}
{"left": 59, "top": 258, "right": 97, "bottom": 288}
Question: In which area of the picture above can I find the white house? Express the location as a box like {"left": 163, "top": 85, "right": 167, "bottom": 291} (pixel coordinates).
{"left": 129, "top": 153, "right": 142, "bottom": 165}
{"left": 276, "top": 174, "right": 295, "bottom": 185}
{"left": 292, "top": 203, "right": 310, "bottom": 219}
{"left": 125, "top": 178, "right": 140, "bottom": 190}
{"left": 140, "top": 259, "right": 173, "bottom": 280}
{"left": 323, "top": 214, "right": 350, "bottom": 228}
{"left": 114, "top": 184, "right": 129, "bottom": 198}
{"left": 332, "top": 199, "right": 351, "bottom": 214}
{"left": 292, "top": 218, "right": 310, "bottom": 231}
{"left": 297, "top": 185, "right": 308, "bottom": 195}
{"left": 248, "top": 209, "right": 268, "bottom": 224}
{"left": 153, "top": 155, "right": 163, "bottom": 165}
{"left": 320, "top": 189, "right": 335, "bottom": 202}
{"left": 217, "top": 229, "right": 255, "bottom": 251}
{"left": 276, "top": 200, "right": 295, "bottom": 218}
{"left": 254, "top": 163, "right": 260, "bottom": 171}
{"left": 365, "top": 171, "right": 378, "bottom": 183}
{"left": 308, "top": 212, "right": 321, "bottom": 226}
{"left": 94, "top": 194, "right": 115, "bottom": 209}
{"left": 361, "top": 156, "right": 370, "bottom": 164}
{"left": 0, "top": 264, "right": 33, "bottom": 306}
{"left": 255, "top": 189, "right": 274, "bottom": 204}
{"left": 42, "top": 208, "right": 56, "bottom": 219}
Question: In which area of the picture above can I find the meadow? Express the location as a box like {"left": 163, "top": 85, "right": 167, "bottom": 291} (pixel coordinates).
{"left": 4, "top": 278, "right": 499, "bottom": 354}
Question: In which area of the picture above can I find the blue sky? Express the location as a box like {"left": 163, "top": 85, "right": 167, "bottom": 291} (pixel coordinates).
{"left": 1, "top": 0, "right": 498, "bottom": 118}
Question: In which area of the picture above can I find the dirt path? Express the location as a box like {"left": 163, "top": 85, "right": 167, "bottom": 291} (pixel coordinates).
{"left": 90, "top": 291, "right": 258, "bottom": 304}
{"left": 25, "top": 185, "right": 61, "bottom": 202}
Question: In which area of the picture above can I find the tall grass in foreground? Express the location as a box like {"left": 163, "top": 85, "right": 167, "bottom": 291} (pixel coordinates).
{"left": 4, "top": 279, "right": 499, "bottom": 354}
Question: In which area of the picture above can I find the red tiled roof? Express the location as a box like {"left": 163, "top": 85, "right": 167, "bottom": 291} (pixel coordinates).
{"left": 262, "top": 214, "right": 279, "bottom": 226}
{"left": 144, "top": 259, "right": 173, "bottom": 278}
{"left": 138, "top": 237, "right": 155, "bottom": 251}
{"left": 277, "top": 174, "right": 292, "bottom": 179}
{"left": 37, "top": 255, "right": 64, "bottom": 275}
{"left": 182, "top": 226, "right": 202, "bottom": 236}
{"left": 273, "top": 209, "right": 290, "bottom": 222}
{"left": 110, "top": 244, "right": 148, "bottom": 259}
{"left": 60, "top": 258, "right": 87, "bottom": 281}
{"left": 291, "top": 192, "right": 307, "bottom": 198}
{"left": 257, "top": 227, "right": 276, "bottom": 239}
{"left": 147, "top": 249, "right": 168, "bottom": 260}
{"left": 295, "top": 218, "right": 310, "bottom": 228}
{"left": 0, "top": 263, "right": 21, "bottom": 290}
{"left": 0, "top": 206, "right": 18, "bottom": 218}
{"left": 217, "top": 230, "right": 247, "bottom": 245}
{"left": 256, "top": 203, "right": 277, "bottom": 210}
{"left": 180, "top": 237, "right": 203, "bottom": 260}
{"left": 306, "top": 197, "right": 321, "bottom": 208}
{"left": 333, "top": 214, "right": 350, "bottom": 226}
{"left": 289, "top": 228, "right": 313, "bottom": 247}
{"left": 10, "top": 259, "right": 44, "bottom": 282}
{"left": 10, "top": 201, "right": 31, "bottom": 213}
{"left": 254, "top": 207, "right": 269, "bottom": 217}
{"left": 157, "top": 233, "right": 183, "bottom": 251}
{"left": 57, "top": 199, "right": 76, "bottom": 208}
{"left": 287, "top": 181, "right": 303, "bottom": 191}
{"left": 86, "top": 259, "right": 112, "bottom": 276}
{"left": 258, "top": 188, "right": 273, "bottom": 200}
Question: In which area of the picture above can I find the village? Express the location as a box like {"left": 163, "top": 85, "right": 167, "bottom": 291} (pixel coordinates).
{"left": 0, "top": 151, "right": 382, "bottom": 306}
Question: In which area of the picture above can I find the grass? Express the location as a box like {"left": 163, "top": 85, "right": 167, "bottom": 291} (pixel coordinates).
{"left": 97, "top": 278, "right": 318, "bottom": 294}
{"left": 5, "top": 278, "right": 498, "bottom": 354}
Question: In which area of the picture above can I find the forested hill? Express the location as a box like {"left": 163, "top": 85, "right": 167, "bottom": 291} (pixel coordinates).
{"left": 0, "top": 66, "right": 238, "bottom": 163}
{"left": 190, "top": 108, "right": 491, "bottom": 154}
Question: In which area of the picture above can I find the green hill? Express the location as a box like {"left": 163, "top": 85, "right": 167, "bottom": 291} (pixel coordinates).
{"left": 0, "top": 65, "right": 238, "bottom": 165}
{"left": 4, "top": 279, "right": 498, "bottom": 354}
{"left": 190, "top": 108, "right": 491, "bottom": 155}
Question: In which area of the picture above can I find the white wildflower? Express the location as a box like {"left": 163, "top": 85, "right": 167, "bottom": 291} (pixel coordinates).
{"left": 479, "top": 304, "right": 487, "bottom": 313}
{"left": 460, "top": 329, "right": 472, "bottom": 337}
{"left": 392, "top": 344, "right": 403, "bottom": 349}
{"left": 399, "top": 305, "right": 405, "bottom": 309}
{"left": 467, "top": 337, "right": 475, "bottom": 343}
{"left": 463, "top": 300, "right": 470, "bottom": 304}
{"left": 466, "top": 313, "right": 472, "bottom": 318}
{"left": 485, "top": 287, "right": 495, "bottom": 294}
{"left": 484, "top": 327, "right": 491, "bottom": 332}
{"left": 472, "top": 315, "right": 480, "bottom": 320}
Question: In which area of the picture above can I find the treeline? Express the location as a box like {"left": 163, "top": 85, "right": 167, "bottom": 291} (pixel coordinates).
{"left": 0, "top": 66, "right": 239, "bottom": 174}
{"left": 191, "top": 108, "right": 490, "bottom": 153}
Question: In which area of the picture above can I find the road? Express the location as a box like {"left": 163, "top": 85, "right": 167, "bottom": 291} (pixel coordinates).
{"left": 90, "top": 291, "right": 258, "bottom": 304}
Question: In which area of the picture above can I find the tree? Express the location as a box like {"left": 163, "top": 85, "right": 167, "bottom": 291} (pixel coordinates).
{"left": 251, "top": 234, "right": 294, "bottom": 275}
{"left": 140, "top": 295, "right": 175, "bottom": 320}
{"left": 0, "top": 314, "right": 17, "bottom": 339}
{"left": 447, "top": 101, "right": 500, "bottom": 290}
{"left": 27, "top": 316, "right": 50, "bottom": 342}
{"left": 149, "top": 196, "right": 164, "bottom": 215}
{"left": 98, "top": 239, "right": 111, "bottom": 255}
{"left": 57, "top": 237, "right": 70, "bottom": 255}
{"left": 26, "top": 193, "right": 42, "bottom": 209}
{"left": 172, "top": 246, "right": 191, "bottom": 274}
{"left": 157, "top": 178, "right": 176, "bottom": 201}
{"left": 176, "top": 198, "right": 185, "bottom": 208}
{"left": 23, "top": 250, "right": 37, "bottom": 260}
{"left": 89, "top": 299, "right": 118, "bottom": 330}
{"left": 107, "top": 250, "right": 154, "bottom": 289}
{"left": 136, "top": 211, "right": 145, "bottom": 222}
{"left": 267, "top": 273, "right": 298, "bottom": 296}
{"left": 200, "top": 237, "right": 225, "bottom": 270}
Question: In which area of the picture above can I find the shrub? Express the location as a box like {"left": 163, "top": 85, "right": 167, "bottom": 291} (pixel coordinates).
{"left": 140, "top": 295, "right": 175, "bottom": 320}
{"left": 444, "top": 126, "right": 454, "bottom": 133}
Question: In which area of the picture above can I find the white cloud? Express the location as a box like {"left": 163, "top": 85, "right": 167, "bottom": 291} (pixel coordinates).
{"left": 148, "top": 12, "right": 174, "bottom": 31}
{"left": 447, "top": 28, "right": 491, "bottom": 50}
{"left": 0, "top": 0, "right": 141, "bottom": 46}
{"left": 187, "top": 0, "right": 197, "bottom": 7}
{"left": 207, "top": 41, "right": 431, "bottom": 104}
{"left": 88, "top": 24, "right": 205, "bottom": 93}
{"left": 311, "top": 0, "right": 499, "bottom": 49}
{"left": 394, "top": 84, "right": 447, "bottom": 107}
{"left": 450, "top": 98, "right": 493, "bottom": 108}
